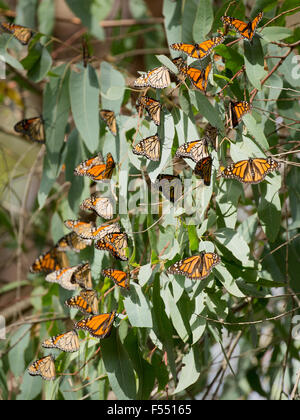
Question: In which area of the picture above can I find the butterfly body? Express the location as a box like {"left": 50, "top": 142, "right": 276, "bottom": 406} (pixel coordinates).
{"left": 168, "top": 252, "right": 220, "bottom": 280}
{"left": 221, "top": 157, "right": 280, "bottom": 184}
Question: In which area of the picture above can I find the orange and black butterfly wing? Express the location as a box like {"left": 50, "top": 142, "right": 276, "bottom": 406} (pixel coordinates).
{"left": 65, "top": 289, "right": 98, "bottom": 315}
{"left": 14, "top": 116, "right": 45, "bottom": 143}
{"left": 168, "top": 253, "right": 220, "bottom": 280}
{"left": 132, "top": 135, "right": 161, "bottom": 161}
{"left": 74, "top": 311, "right": 116, "bottom": 339}
{"left": 1, "top": 22, "right": 33, "bottom": 45}
{"left": 186, "top": 62, "right": 212, "bottom": 92}
{"left": 221, "top": 13, "right": 263, "bottom": 41}
{"left": 42, "top": 330, "right": 80, "bottom": 353}
{"left": 175, "top": 139, "right": 209, "bottom": 163}
{"left": 170, "top": 37, "right": 224, "bottom": 59}
{"left": 194, "top": 156, "right": 212, "bottom": 186}
{"left": 100, "top": 110, "right": 117, "bottom": 136}
{"left": 102, "top": 268, "right": 130, "bottom": 290}
{"left": 28, "top": 355, "right": 56, "bottom": 381}
{"left": 230, "top": 101, "right": 251, "bottom": 127}
{"left": 222, "top": 157, "right": 280, "bottom": 184}
{"left": 95, "top": 233, "right": 128, "bottom": 261}
{"left": 30, "top": 246, "right": 63, "bottom": 274}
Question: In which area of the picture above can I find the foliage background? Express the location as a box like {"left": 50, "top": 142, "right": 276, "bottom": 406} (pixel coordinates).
{"left": 0, "top": 0, "right": 300, "bottom": 400}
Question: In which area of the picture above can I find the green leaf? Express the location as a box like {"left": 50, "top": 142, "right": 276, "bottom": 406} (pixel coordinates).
{"left": 99, "top": 61, "right": 126, "bottom": 114}
{"left": 15, "top": 0, "right": 38, "bottom": 28}
{"left": 38, "top": 64, "right": 71, "bottom": 208}
{"left": 261, "top": 27, "right": 293, "bottom": 42}
{"left": 123, "top": 328, "right": 155, "bottom": 400}
{"left": 38, "top": 0, "right": 55, "bottom": 36}
{"left": 193, "top": 0, "right": 214, "bottom": 42}
{"left": 173, "top": 345, "right": 201, "bottom": 394}
{"left": 244, "top": 37, "right": 266, "bottom": 90}
{"left": 69, "top": 65, "right": 100, "bottom": 153}
{"left": 101, "top": 328, "right": 137, "bottom": 400}
{"left": 8, "top": 325, "right": 30, "bottom": 377}
{"left": 190, "top": 91, "right": 225, "bottom": 134}
{"left": 27, "top": 45, "right": 52, "bottom": 82}
{"left": 123, "top": 283, "right": 153, "bottom": 328}
{"left": 163, "top": 0, "right": 182, "bottom": 57}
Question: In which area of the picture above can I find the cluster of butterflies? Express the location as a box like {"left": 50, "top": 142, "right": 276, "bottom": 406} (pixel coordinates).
{"left": 3, "top": 11, "right": 282, "bottom": 381}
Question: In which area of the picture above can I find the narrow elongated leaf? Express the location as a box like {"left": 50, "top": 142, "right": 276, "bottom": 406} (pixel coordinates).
{"left": 69, "top": 65, "right": 100, "bottom": 153}
{"left": 193, "top": 0, "right": 214, "bottom": 42}
{"left": 101, "top": 328, "right": 137, "bottom": 400}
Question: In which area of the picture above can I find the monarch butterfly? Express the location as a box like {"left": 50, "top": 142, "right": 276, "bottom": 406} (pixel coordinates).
{"left": 1, "top": 22, "right": 33, "bottom": 45}
{"left": 65, "top": 289, "right": 99, "bottom": 315}
{"left": 80, "top": 194, "right": 114, "bottom": 220}
{"left": 134, "top": 66, "right": 171, "bottom": 89}
{"left": 167, "top": 252, "right": 220, "bottom": 280}
{"left": 95, "top": 233, "right": 128, "bottom": 261}
{"left": 74, "top": 310, "right": 117, "bottom": 339}
{"left": 221, "top": 12, "right": 263, "bottom": 41}
{"left": 186, "top": 62, "right": 212, "bottom": 92}
{"left": 14, "top": 116, "right": 45, "bottom": 144}
{"left": 45, "top": 266, "right": 82, "bottom": 291}
{"left": 172, "top": 56, "right": 187, "bottom": 72}
{"left": 204, "top": 124, "right": 218, "bottom": 151}
{"left": 175, "top": 138, "right": 209, "bottom": 163}
{"left": 137, "top": 96, "right": 161, "bottom": 126}
{"left": 28, "top": 355, "right": 56, "bottom": 381}
{"left": 42, "top": 330, "right": 80, "bottom": 353}
{"left": 56, "top": 232, "right": 92, "bottom": 253}
{"left": 74, "top": 153, "right": 115, "bottom": 182}
{"left": 170, "top": 36, "right": 224, "bottom": 60}
{"left": 71, "top": 262, "right": 93, "bottom": 289}
{"left": 194, "top": 156, "right": 213, "bottom": 186}
{"left": 100, "top": 110, "right": 117, "bottom": 136}
{"left": 64, "top": 219, "right": 120, "bottom": 241}
{"left": 221, "top": 157, "right": 280, "bottom": 184}
{"left": 30, "top": 246, "right": 69, "bottom": 274}
{"left": 102, "top": 268, "right": 130, "bottom": 290}
{"left": 132, "top": 134, "right": 161, "bottom": 162}
{"left": 64, "top": 220, "right": 95, "bottom": 239}
{"left": 229, "top": 101, "right": 251, "bottom": 128}
{"left": 154, "top": 174, "right": 183, "bottom": 203}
